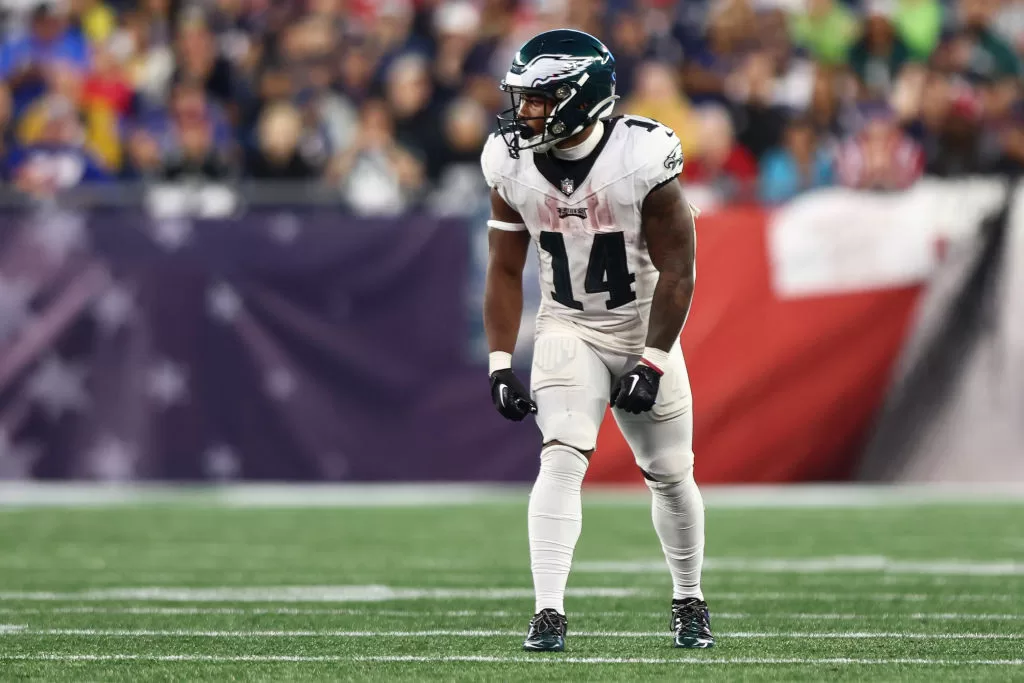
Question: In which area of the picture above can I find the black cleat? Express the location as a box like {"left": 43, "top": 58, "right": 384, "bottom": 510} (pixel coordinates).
{"left": 670, "top": 598, "right": 715, "bottom": 648}
{"left": 522, "top": 608, "right": 567, "bottom": 652}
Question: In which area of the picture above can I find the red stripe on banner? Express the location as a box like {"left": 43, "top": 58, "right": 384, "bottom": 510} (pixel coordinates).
{"left": 589, "top": 206, "right": 923, "bottom": 484}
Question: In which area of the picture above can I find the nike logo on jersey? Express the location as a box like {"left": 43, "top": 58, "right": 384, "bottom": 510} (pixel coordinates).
{"left": 557, "top": 207, "right": 588, "bottom": 219}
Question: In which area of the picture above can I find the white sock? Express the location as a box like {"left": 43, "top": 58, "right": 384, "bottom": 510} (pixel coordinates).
{"left": 528, "top": 443, "right": 589, "bottom": 615}
{"left": 647, "top": 473, "right": 705, "bottom": 601}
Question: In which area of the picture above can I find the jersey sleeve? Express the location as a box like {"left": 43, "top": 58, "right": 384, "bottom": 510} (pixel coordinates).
{"left": 634, "top": 124, "right": 685, "bottom": 199}
{"left": 480, "top": 134, "right": 514, "bottom": 200}
{"left": 480, "top": 134, "right": 527, "bottom": 231}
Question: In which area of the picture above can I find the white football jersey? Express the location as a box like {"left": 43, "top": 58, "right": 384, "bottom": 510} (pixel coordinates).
{"left": 481, "top": 115, "right": 684, "bottom": 353}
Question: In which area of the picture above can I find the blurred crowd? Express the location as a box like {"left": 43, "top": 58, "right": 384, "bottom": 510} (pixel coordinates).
{"left": 0, "top": 0, "right": 1021, "bottom": 213}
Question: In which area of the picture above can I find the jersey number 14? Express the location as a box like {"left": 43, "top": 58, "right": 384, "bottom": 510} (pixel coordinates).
{"left": 539, "top": 231, "right": 636, "bottom": 311}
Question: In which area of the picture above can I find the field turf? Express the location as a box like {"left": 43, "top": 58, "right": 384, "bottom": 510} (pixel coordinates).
{"left": 0, "top": 484, "right": 1022, "bottom": 681}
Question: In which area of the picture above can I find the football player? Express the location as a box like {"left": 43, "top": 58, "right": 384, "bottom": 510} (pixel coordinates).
{"left": 481, "top": 29, "right": 713, "bottom": 652}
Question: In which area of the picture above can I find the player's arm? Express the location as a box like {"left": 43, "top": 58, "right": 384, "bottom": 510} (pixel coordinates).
{"left": 483, "top": 189, "right": 536, "bottom": 421}
{"left": 484, "top": 188, "right": 529, "bottom": 358}
{"left": 611, "top": 178, "right": 695, "bottom": 414}
{"left": 641, "top": 179, "right": 696, "bottom": 354}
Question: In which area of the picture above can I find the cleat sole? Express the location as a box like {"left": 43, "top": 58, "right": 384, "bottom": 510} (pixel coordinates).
{"left": 674, "top": 638, "right": 715, "bottom": 649}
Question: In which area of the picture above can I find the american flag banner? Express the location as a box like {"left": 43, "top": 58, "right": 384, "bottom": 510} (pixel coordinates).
{"left": 0, "top": 185, "right": 541, "bottom": 482}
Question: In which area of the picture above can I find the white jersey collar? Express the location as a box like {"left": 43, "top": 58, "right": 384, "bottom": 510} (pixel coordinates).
{"left": 550, "top": 121, "right": 604, "bottom": 161}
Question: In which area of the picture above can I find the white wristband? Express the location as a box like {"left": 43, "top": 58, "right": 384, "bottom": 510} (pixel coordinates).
{"left": 489, "top": 351, "right": 512, "bottom": 375}
{"left": 640, "top": 346, "right": 670, "bottom": 374}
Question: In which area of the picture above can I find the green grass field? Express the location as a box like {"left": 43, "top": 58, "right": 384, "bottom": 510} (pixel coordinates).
{"left": 0, "top": 484, "right": 1022, "bottom": 681}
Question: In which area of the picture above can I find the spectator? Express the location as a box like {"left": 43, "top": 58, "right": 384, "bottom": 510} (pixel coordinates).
{"left": 835, "top": 105, "right": 923, "bottom": 190}
{"left": 681, "top": 0, "right": 759, "bottom": 104}
{"left": 426, "top": 96, "right": 491, "bottom": 216}
{"left": 138, "top": 80, "right": 235, "bottom": 176}
{"left": 160, "top": 113, "right": 235, "bottom": 182}
{"left": 336, "top": 42, "right": 377, "bottom": 104}
{"left": 247, "top": 101, "right": 319, "bottom": 180}
{"left": 756, "top": 7, "right": 815, "bottom": 112}
{"left": 460, "top": 0, "right": 517, "bottom": 112}
{"left": 72, "top": 0, "right": 117, "bottom": 46}
{"left": 111, "top": 9, "right": 174, "bottom": 108}
{"left": 171, "top": 14, "right": 240, "bottom": 116}
{"left": 807, "top": 65, "right": 850, "bottom": 146}
{"left": 82, "top": 40, "right": 133, "bottom": 118}
{"left": 849, "top": 0, "right": 915, "bottom": 101}
{"left": 16, "top": 60, "right": 120, "bottom": 170}
{"left": 893, "top": 0, "right": 943, "bottom": 61}
{"left": 920, "top": 82, "right": 994, "bottom": 176}
{"left": 431, "top": 0, "right": 482, "bottom": 103}
{"left": 329, "top": 99, "right": 424, "bottom": 216}
{"left": 935, "top": 0, "right": 1021, "bottom": 85}
{"left": 604, "top": 6, "right": 651, "bottom": 100}
{"left": 759, "top": 115, "right": 835, "bottom": 204}
{"left": 6, "top": 95, "right": 110, "bottom": 192}
{"left": 682, "top": 104, "right": 758, "bottom": 202}
{"left": 726, "top": 50, "right": 789, "bottom": 159}
{"left": 621, "top": 61, "right": 702, "bottom": 161}
{"left": 385, "top": 53, "right": 441, "bottom": 166}
{"left": 0, "top": 3, "right": 90, "bottom": 114}
{"left": 789, "top": 0, "right": 860, "bottom": 66}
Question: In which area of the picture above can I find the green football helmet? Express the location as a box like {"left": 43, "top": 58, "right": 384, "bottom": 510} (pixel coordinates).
{"left": 497, "top": 29, "right": 618, "bottom": 158}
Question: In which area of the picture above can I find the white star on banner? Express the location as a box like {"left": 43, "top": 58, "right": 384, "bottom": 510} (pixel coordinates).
{"left": 204, "top": 443, "right": 240, "bottom": 481}
{"left": 264, "top": 367, "right": 297, "bottom": 400}
{"left": 268, "top": 213, "right": 301, "bottom": 244}
{"left": 0, "top": 429, "right": 40, "bottom": 480}
{"left": 0, "top": 275, "right": 32, "bottom": 343}
{"left": 146, "top": 359, "right": 190, "bottom": 408}
{"left": 151, "top": 218, "right": 194, "bottom": 251}
{"left": 26, "top": 209, "right": 87, "bottom": 261}
{"left": 87, "top": 435, "right": 137, "bottom": 482}
{"left": 26, "top": 356, "right": 89, "bottom": 420}
{"left": 92, "top": 282, "right": 136, "bottom": 334}
{"left": 206, "top": 282, "right": 243, "bottom": 323}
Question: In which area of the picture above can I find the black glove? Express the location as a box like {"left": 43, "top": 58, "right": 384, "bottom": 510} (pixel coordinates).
{"left": 490, "top": 369, "right": 537, "bottom": 421}
{"left": 611, "top": 363, "right": 661, "bottom": 414}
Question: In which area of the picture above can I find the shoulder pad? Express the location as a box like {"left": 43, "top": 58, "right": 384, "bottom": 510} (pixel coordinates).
{"left": 480, "top": 133, "right": 515, "bottom": 190}
{"left": 619, "top": 116, "right": 683, "bottom": 194}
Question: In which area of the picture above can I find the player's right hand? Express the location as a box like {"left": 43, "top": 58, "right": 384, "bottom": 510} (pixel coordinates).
{"left": 489, "top": 369, "right": 537, "bottom": 421}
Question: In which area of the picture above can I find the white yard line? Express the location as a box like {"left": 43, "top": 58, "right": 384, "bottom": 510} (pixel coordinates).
{"left": 0, "top": 586, "right": 645, "bottom": 602}
{"left": 1, "top": 606, "right": 1022, "bottom": 621}
{"left": 0, "top": 587, "right": 1019, "bottom": 603}
{"left": 2, "top": 627, "right": 1022, "bottom": 639}
{"left": 2, "top": 482, "right": 1024, "bottom": 508}
{"left": 578, "top": 557, "right": 1024, "bottom": 576}
{"left": 1, "top": 653, "right": 1023, "bottom": 665}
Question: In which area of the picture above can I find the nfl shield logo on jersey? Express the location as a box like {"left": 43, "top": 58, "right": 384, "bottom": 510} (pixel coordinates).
{"left": 560, "top": 178, "right": 574, "bottom": 196}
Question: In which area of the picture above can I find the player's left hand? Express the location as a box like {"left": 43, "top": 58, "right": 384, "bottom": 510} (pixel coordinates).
{"left": 611, "top": 363, "right": 661, "bottom": 414}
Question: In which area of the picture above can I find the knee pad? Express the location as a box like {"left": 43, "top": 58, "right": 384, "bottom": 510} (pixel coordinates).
{"left": 638, "top": 448, "right": 695, "bottom": 485}
{"left": 644, "top": 466, "right": 700, "bottom": 514}
{"left": 537, "top": 443, "right": 590, "bottom": 487}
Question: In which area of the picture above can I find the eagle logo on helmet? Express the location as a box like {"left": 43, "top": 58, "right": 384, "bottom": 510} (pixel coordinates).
{"left": 519, "top": 54, "right": 604, "bottom": 87}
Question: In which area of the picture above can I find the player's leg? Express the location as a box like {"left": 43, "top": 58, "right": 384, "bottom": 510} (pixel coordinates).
{"left": 522, "top": 332, "right": 610, "bottom": 652}
{"left": 611, "top": 344, "right": 714, "bottom": 648}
